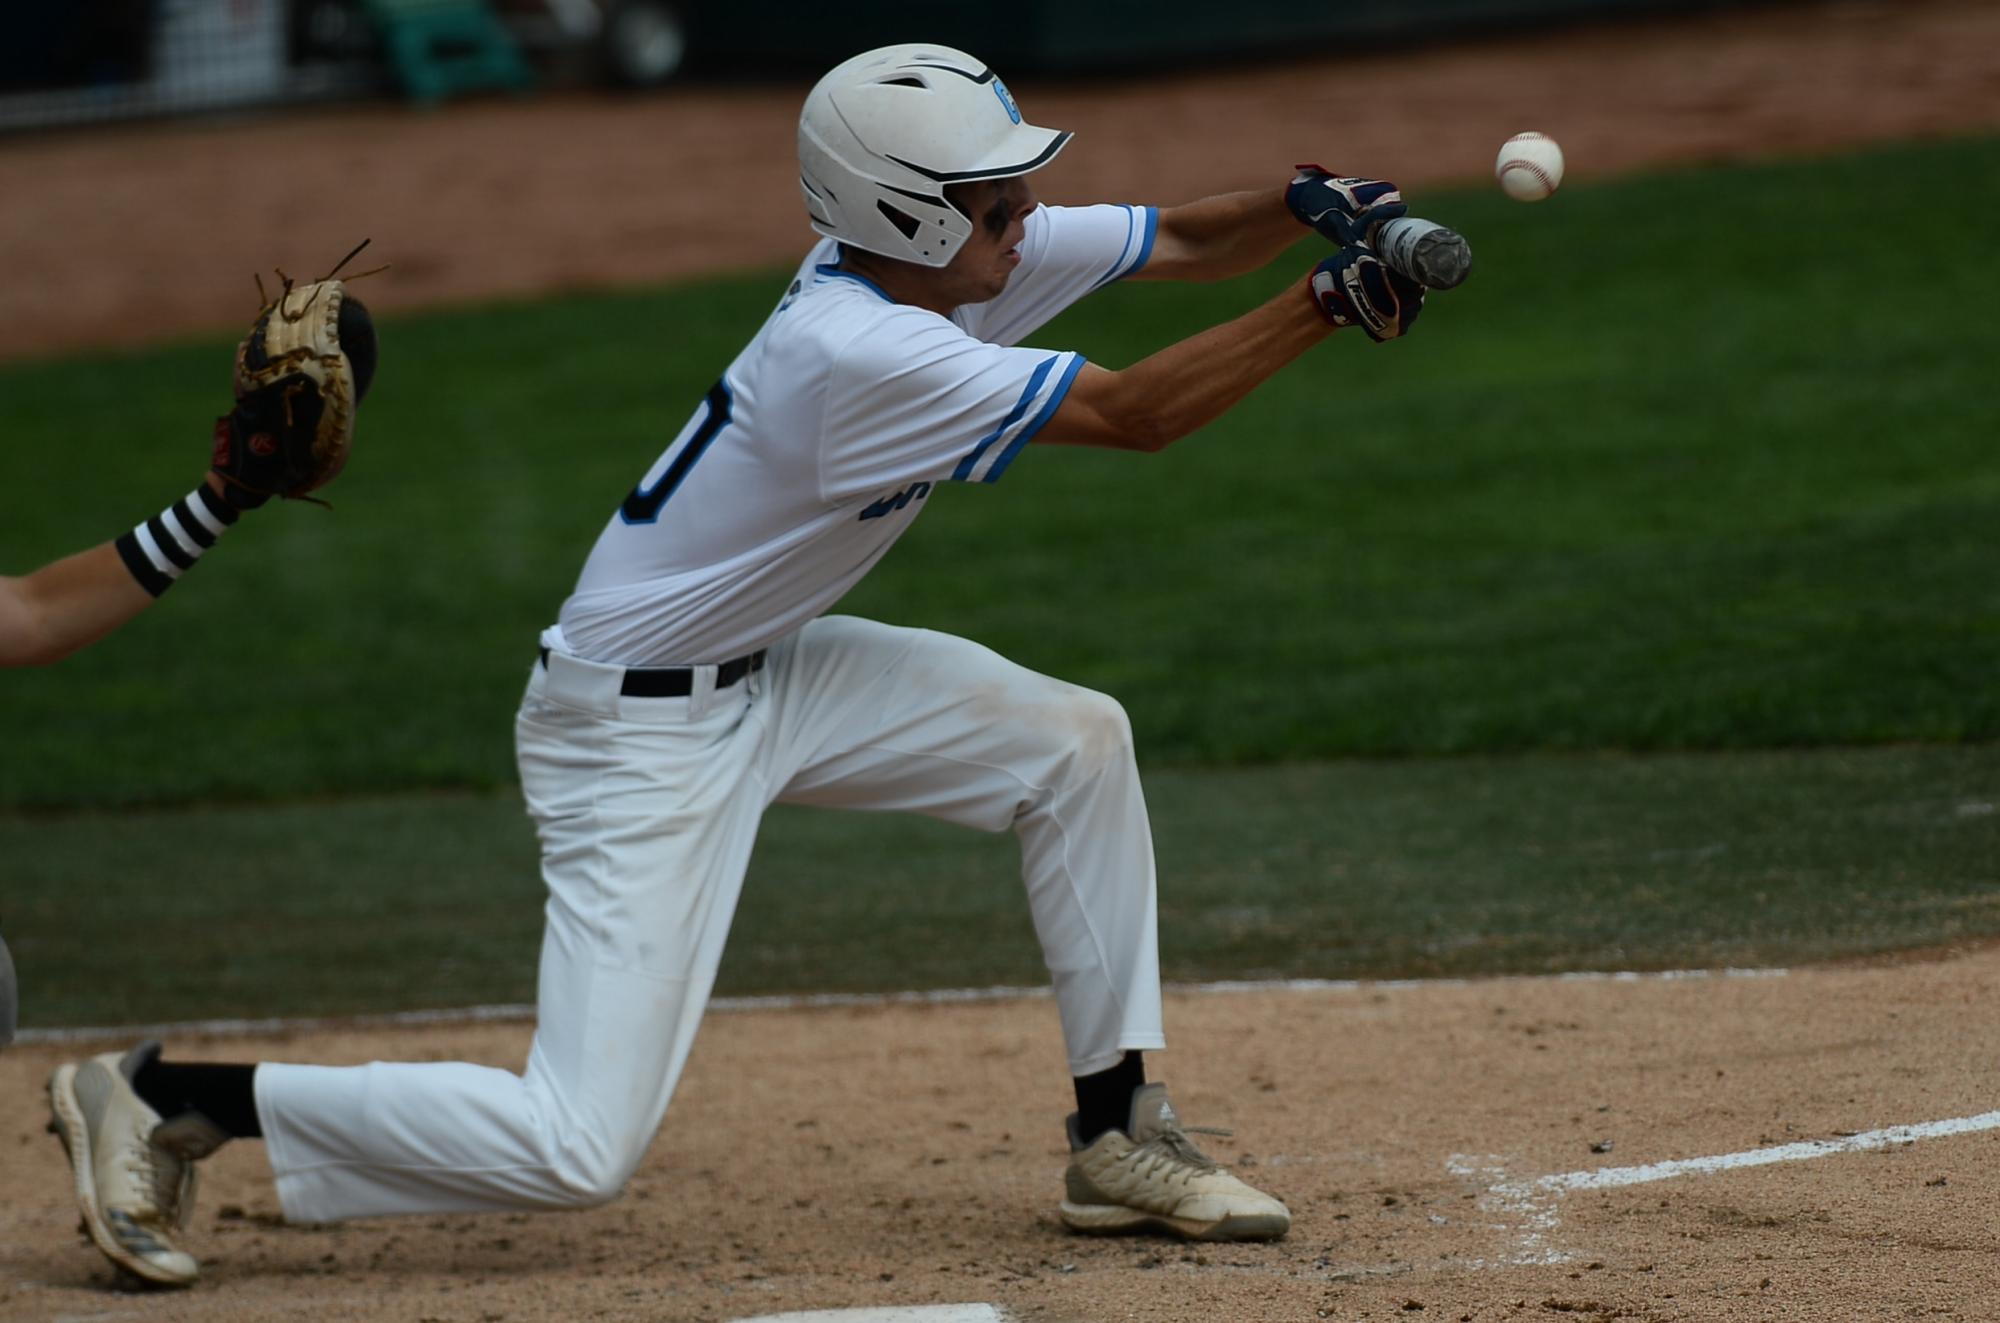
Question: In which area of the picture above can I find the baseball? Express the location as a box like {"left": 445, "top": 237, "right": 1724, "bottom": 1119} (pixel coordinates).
{"left": 1495, "top": 131, "right": 1564, "bottom": 202}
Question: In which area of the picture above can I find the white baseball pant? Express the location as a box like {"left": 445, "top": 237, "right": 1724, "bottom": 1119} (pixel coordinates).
{"left": 256, "top": 615, "right": 1164, "bottom": 1221}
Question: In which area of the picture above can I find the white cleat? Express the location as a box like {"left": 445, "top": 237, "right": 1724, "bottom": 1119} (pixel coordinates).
{"left": 1060, "top": 1082, "right": 1291, "bottom": 1242}
{"left": 47, "top": 1042, "right": 206, "bottom": 1288}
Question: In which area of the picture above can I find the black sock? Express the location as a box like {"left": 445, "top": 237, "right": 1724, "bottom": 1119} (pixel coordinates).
{"left": 1072, "top": 1050, "right": 1146, "bottom": 1145}
{"left": 132, "top": 1059, "right": 263, "bottom": 1139}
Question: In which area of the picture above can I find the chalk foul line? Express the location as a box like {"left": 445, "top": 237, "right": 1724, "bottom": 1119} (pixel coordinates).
{"left": 1451, "top": 1107, "right": 2000, "bottom": 1265}
{"left": 727, "top": 1307, "right": 1010, "bottom": 1323}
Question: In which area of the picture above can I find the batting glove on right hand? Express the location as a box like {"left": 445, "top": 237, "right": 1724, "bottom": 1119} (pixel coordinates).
{"left": 1285, "top": 165, "right": 1408, "bottom": 247}
{"left": 1308, "top": 245, "right": 1426, "bottom": 342}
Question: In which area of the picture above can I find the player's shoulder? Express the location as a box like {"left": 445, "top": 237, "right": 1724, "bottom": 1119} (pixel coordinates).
{"left": 770, "top": 263, "right": 970, "bottom": 368}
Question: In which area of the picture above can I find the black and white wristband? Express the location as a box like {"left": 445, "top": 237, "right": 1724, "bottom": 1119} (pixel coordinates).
{"left": 113, "top": 484, "right": 240, "bottom": 598}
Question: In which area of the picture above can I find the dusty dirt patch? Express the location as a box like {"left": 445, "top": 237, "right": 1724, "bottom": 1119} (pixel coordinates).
{"left": 7, "top": 955, "right": 2000, "bottom": 1320}
{"left": 3, "top": 0, "right": 1997, "bottom": 363}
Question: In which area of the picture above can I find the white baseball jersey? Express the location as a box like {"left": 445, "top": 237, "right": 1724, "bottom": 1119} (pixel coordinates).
{"left": 553, "top": 202, "right": 1160, "bottom": 665}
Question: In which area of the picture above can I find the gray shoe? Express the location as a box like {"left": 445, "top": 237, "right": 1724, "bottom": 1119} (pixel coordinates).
{"left": 1060, "top": 1082, "right": 1291, "bottom": 1242}
{"left": 47, "top": 1041, "right": 216, "bottom": 1287}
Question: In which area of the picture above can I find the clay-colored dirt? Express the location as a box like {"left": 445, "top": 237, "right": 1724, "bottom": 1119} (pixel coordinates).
{"left": 7, "top": 955, "right": 2000, "bottom": 1321}
{"left": 2, "top": 0, "right": 1997, "bottom": 362}
{"left": 6, "top": 1, "right": 2000, "bottom": 1318}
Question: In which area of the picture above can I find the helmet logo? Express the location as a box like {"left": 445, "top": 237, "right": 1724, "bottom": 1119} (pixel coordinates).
{"left": 991, "top": 77, "right": 1021, "bottom": 125}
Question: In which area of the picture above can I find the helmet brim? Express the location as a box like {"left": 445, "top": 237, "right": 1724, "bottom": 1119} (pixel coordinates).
{"left": 886, "top": 124, "right": 1072, "bottom": 185}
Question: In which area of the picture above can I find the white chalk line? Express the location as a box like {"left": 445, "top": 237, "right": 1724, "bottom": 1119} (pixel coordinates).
{"left": 1452, "top": 1108, "right": 2000, "bottom": 1266}
{"left": 727, "top": 1308, "right": 1009, "bottom": 1323}
{"left": 10, "top": 967, "right": 1787, "bottom": 1046}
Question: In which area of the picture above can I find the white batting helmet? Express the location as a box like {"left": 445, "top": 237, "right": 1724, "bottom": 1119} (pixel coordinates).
{"left": 798, "top": 43, "right": 1072, "bottom": 268}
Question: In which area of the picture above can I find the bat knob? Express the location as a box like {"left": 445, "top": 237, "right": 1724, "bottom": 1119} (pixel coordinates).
{"left": 1371, "top": 218, "right": 1474, "bottom": 290}
{"left": 1405, "top": 226, "right": 1472, "bottom": 290}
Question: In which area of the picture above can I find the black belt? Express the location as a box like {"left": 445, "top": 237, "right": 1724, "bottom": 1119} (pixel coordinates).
{"left": 538, "top": 647, "right": 766, "bottom": 698}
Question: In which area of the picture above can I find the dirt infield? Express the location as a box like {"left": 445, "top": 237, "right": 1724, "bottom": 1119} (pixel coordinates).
{"left": 2, "top": 0, "right": 1997, "bottom": 363}
{"left": 7, "top": 2, "right": 2000, "bottom": 1319}
{"left": 7, "top": 954, "right": 2000, "bottom": 1320}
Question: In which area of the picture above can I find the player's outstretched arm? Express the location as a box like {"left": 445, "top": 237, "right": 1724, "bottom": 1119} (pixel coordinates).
{"left": 1, "top": 270, "right": 376, "bottom": 668}
{"left": 1133, "top": 169, "right": 1407, "bottom": 284}
{"left": 1133, "top": 189, "right": 1302, "bottom": 284}
{"left": 1039, "top": 248, "right": 1424, "bottom": 455}
{"left": 1040, "top": 276, "right": 1328, "bottom": 453}
{"left": 0, "top": 475, "right": 243, "bottom": 669}
{"left": 0, "top": 544, "right": 159, "bottom": 669}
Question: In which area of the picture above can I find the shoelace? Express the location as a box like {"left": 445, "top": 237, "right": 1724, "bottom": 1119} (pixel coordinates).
{"left": 120, "top": 1131, "right": 196, "bottom": 1230}
{"left": 1124, "top": 1123, "right": 1233, "bottom": 1185}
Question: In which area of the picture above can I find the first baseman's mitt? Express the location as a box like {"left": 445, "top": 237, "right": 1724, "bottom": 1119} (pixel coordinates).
{"left": 212, "top": 242, "right": 382, "bottom": 509}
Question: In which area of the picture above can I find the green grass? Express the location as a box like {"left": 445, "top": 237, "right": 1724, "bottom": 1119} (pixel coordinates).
{"left": 5, "top": 744, "right": 1995, "bottom": 1029}
{"left": 3, "top": 136, "right": 1997, "bottom": 808}
{"left": 4, "top": 140, "right": 1996, "bottom": 1023}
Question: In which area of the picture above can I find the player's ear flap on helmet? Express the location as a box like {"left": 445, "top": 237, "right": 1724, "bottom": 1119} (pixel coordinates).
{"left": 796, "top": 42, "right": 1072, "bottom": 268}
{"left": 876, "top": 200, "right": 924, "bottom": 242}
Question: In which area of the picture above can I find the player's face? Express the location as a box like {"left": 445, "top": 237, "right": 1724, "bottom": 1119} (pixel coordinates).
{"left": 943, "top": 177, "right": 1039, "bottom": 302}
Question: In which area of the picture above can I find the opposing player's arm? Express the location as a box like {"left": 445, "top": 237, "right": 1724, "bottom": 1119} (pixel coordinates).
{"left": 1, "top": 476, "right": 246, "bottom": 669}
{"left": 1037, "top": 275, "right": 1330, "bottom": 454}
{"left": 1130, "top": 189, "right": 1300, "bottom": 284}
{"left": 2, "top": 269, "right": 376, "bottom": 669}
{"left": 0, "top": 543, "right": 156, "bottom": 668}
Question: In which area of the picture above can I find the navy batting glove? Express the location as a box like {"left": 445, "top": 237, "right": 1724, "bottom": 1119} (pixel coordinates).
{"left": 1285, "top": 165, "right": 1408, "bottom": 247}
{"left": 1307, "top": 245, "right": 1426, "bottom": 342}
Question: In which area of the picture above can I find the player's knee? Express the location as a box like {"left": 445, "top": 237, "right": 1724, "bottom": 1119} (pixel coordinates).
{"left": 1047, "top": 686, "right": 1135, "bottom": 778}
{"left": 547, "top": 1162, "right": 634, "bottom": 1209}
{"left": 543, "top": 1133, "right": 645, "bottom": 1209}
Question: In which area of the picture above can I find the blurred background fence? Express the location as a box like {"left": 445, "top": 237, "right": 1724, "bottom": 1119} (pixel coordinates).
{"left": 2, "top": 0, "right": 375, "bottom": 131}
{"left": 1, "top": 0, "right": 1779, "bottom": 135}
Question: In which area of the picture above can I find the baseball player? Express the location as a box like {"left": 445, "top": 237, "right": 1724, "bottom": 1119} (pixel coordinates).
{"left": 47, "top": 44, "right": 1426, "bottom": 1288}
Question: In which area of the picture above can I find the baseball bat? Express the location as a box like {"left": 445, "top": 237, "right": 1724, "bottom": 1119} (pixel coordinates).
{"left": 1370, "top": 217, "right": 1472, "bottom": 290}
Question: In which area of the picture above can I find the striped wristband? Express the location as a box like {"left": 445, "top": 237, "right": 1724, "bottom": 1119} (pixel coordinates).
{"left": 113, "top": 484, "right": 241, "bottom": 597}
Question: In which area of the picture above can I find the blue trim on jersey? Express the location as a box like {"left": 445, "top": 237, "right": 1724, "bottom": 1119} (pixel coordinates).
{"left": 814, "top": 263, "right": 894, "bottom": 303}
{"left": 1088, "top": 205, "right": 1160, "bottom": 290}
{"left": 1129, "top": 206, "right": 1159, "bottom": 277}
{"left": 952, "top": 355, "right": 1058, "bottom": 483}
{"left": 1090, "top": 206, "right": 1139, "bottom": 291}
{"left": 984, "top": 354, "right": 1085, "bottom": 484}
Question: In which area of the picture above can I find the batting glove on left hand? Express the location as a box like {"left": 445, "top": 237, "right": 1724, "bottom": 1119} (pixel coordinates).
{"left": 1285, "top": 165, "right": 1408, "bottom": 247}
{"left": 1308, "top": 244, "right": 1426, "bottom": 342}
